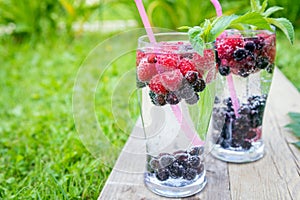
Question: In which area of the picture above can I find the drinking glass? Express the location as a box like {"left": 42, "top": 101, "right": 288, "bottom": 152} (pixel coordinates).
{"left": 136, "top": 32, "right": 217, "bottom": 197}
{"left": 210, "top": 29, "right": 276, "bottom": 163}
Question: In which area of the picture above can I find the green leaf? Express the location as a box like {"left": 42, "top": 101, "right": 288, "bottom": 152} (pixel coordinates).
{"left": 260, "top": 0, "right": 268, "bottom": 13}
{"left": 190, "top": 35, "right": 204, "bottom": 56}
{"left": 285, "top": 123, "right": 300, "bottom": 137}
{"left": 201, "top": 19, "right": 213, "bottom": 42}
{"left": 231, "top": 12, "right": 272, "bottom": 30}
{"left": 250, "top": 0, "right": 261, "bottom": 12}
{"left": 288, "top": 112, "right": 300, "bottom": 121}
{"left": 208, "top": 15, "right": 238, "bottom": 41}
{"left": 266, "top": 17, "right": 294, "bottom": 44}
{"left": 188, "top": 26, "right": 205, "bottom": 56}
{"left": 178, "top": 26, "right": 191, "bottom": 30}
{"left": 263, "top": 6, "right": 284, "bottom": 17}
{"left": 292, "top": 141, "right": 300, "bottom": 149}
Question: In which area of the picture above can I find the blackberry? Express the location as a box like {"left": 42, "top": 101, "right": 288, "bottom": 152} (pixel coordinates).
{"left": 196, "top": 163, "right": 204, "bottom": 174}
{"left": 136, "top": 75, "right": 146, "bottom": 88}
{"left": 166, "top": 92, "right": 181, "bottom": 105}
{"left": 169, "top": 162, "right": 184, "bottom": 179}
{"left": 147, "top": 54, "right": 157, "bottom": 63}
{"left": 156, "top": 168, "right": 170, "bottom": 181}
{"left": 218, "top": 65, "right": 230, "bottom": 76}
{"left": 183, "top": 168, "right": 197, "bottom": 180}
{"left": 185, "top": 93, "right": 199, "bottom": 105}
{"left": 234, "top": 49, "right": 247, "bottom": 61}
{"left": 188, "top": 146, "right": 204, "bottom": 156}
{"left": 220, "top": 139, "right": 230, "bottom": 149}
{"left": 246, "top": 130, "right": 257, "bottom": 140}
{"left": 244, "top": 41, "right": 256, "bottom": 52}
{"left": 185, "top": 71, "right": 199, "bottom": 85}
{"left": 177, "top": 81, "right": 195, "bottom": 99}
{"left": 149, "top": 91, "right": 166, "bottom": 106}
{"left": 193, "top": 79, "right": 206, "bottom": 92}
{"left": 231, "top": 138, "right": 243, "bottom": 148}
{"left": 238, "top": 68, "right": 250, "bottom": 78}
{"left": 188, "top": 156, "right": 201, "bottom": 168}
{"left": 149, "top": 158, "right": 160, "bottom": 170}
{"left": 256, "top": 57, "right": 269, "bottom": 69}
{"left": 254, "top": 37, "right": 265, "bottom": 50}
{"left": 241, "top": 141, "right": 252, "bottom": 150}
{"left": 266, "top": 64, "right": 274, "bottom": 74}
{"left": 159, "top": 155, "right": 175, "bottom": 168}
{"left": 174, "top": 153, "right": 189, "bottom": 168}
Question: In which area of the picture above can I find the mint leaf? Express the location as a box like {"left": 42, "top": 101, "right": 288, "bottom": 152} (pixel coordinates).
{"left": 178, "top": 26, "right": 191, "bottom": 30}
{"left": 288, "top": 112, "right": 300, "bottom": 121}
{"left": 263, "top": 6, "right": 283, "bottom": 17}
{"left": 188, "top": 27, "right": 204, "bottom": 56}
{"left": 293, "top": 141, "right": 300, "bottom": 148}
{"left": 201, "top": 19, "right": 213, "bottom": 42}
{"left": 266, "top": 17, "right": 294, "bottom": 44}
{"left": 250, "top": 0, "right": 261, "bottom": 12}
{"left": 190, "top": 35, "right": 204, "bottom": 56}
{"left": 285, "top": 123, "right": 300, "bottom": 137}
{"left": 260, "top": 0, "right": 268, "bottom": 13}
{"left": 231, "top": 12, "right": 272, "bottom": 30}
{"left": 208, "top": 15, "right": 238, "bottom": 41}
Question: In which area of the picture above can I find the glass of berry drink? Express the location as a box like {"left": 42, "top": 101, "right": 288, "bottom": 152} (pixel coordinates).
{"left": 210, "top": 29, "right": 276, "bottom": 163}
{"left": 136, "top": 32, "right": 217, "bottom": 197}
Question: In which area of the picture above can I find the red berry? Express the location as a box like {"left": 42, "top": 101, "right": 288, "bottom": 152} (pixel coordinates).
{"left": 160, "top": 69, "right": 183, "bottom": 91}
{"left": 147, "top": 54, "right": 157, "bottom": 63}
{"left": 178, "top": 58, "right": 196, "bottom": 76}
{"left": 216, "top": 34, "right": 244, "bottom": 60}
{"left": 137, "top": 60, "right": 158, "bottom": 82}
{"left": 136, "top": 50, "right": 145, "bottom": 66}
{"left": 157, "top": 54, "right": 179, "bottom": 71}
{"left": 149, "top": 74, "right": 168, "bottom": 94}
{"left": 193, "top": 49, "right": 215, "bottom": 76}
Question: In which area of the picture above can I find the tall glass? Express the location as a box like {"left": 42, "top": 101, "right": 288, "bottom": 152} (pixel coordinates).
{"left": 136, "top": 33, "right": 217, "bottom": 197}
{"left": 210, "top": 29, "right": 276, "bottom": 163}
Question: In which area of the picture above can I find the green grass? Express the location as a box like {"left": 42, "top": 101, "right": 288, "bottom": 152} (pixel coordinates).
{"left": 0, "top": 26, "right": 299, "bottom": 199}
{"left": 0, "top": 34, "right": 116, "bottom": 199}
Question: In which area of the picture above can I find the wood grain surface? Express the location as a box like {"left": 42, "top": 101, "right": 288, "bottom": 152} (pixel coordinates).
{"left": 99, "top": 68, "right": 300, "bottom": 200}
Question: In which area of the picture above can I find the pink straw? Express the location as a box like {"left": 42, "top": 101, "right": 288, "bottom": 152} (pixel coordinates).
{"left": 134, "top": 0, "right": 204, "bottom": 145}
{"left": 210, "top": 0, "right": 240, "bottom": 117}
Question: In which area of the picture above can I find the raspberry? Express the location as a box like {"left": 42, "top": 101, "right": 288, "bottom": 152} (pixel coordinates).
{"left": 137, "top": 60, "right": 158, "bottom": 82}
{"left": 160, "top": 69, "right": 183, "bottom": 91}
{"left": 178, "top": 58, "right": 197, "bottom": 76}
{"left": 149, "top": 74, "right": 168, "bottom": 94}
{"left": 157, "top": 54, "right": 179, "bottom": 71}
{"left": 216, "top": 34, "right": 244, "bottom": 60}
{"left": 136, "top": 50, "right": 145, "bottom": 66}
{"left": 193, "top": 49, "right": 215, "bottom": 73}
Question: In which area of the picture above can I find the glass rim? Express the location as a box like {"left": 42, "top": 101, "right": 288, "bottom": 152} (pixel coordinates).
{"left": 138, "top": 32, "right": 214, "bottom": 50}
{"left": 223, "top": 26, "right": 276, "bottom": 35}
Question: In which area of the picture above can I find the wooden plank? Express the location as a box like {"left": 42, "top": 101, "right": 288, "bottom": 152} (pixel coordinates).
{"left": 99, "top": 120, "right": 231, "bottom": 200}
{"left": 228, "top": 68, "right": 300, "bottom": 200}
{"left": 99, "top": 68, "right": 300, "bottom": 200}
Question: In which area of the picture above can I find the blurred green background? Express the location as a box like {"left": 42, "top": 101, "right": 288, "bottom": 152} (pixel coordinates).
{"left": 0, "top": 0, "right": 299, "bottom": 199}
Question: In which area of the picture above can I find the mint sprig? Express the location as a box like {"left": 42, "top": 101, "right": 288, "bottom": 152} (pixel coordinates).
{"left": 286, "top": 112, "right": 300, "bottom": 149}
{"left": 251, "top": 0, "right": 294, "bottom": 44}
{"left": 180, "top": 0, "right": 294, "bottom": 56}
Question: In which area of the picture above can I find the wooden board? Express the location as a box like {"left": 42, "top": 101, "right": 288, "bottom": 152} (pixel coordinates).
{"left": 99, "top": 68, "right": 300, "bottom": 200}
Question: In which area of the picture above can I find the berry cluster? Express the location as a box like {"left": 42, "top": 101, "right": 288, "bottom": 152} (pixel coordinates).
{"left": 136, "top": 43, "right": 216, "bottom": 106}
{"left": 213, "top": 95, "right": 267, "bottom": 150}
{"left": 215, "top": 31, "right": 276, "bottom": 77}
{"left": 147, "top": 146, "right": 205, "bottom": 181}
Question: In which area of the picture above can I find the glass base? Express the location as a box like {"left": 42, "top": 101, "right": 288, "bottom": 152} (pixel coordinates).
{"left": 211, "top": 140, "right": 264, "bottom": 163}
{"left": 144, "top": 171, "right": 207, "bottom": 198}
